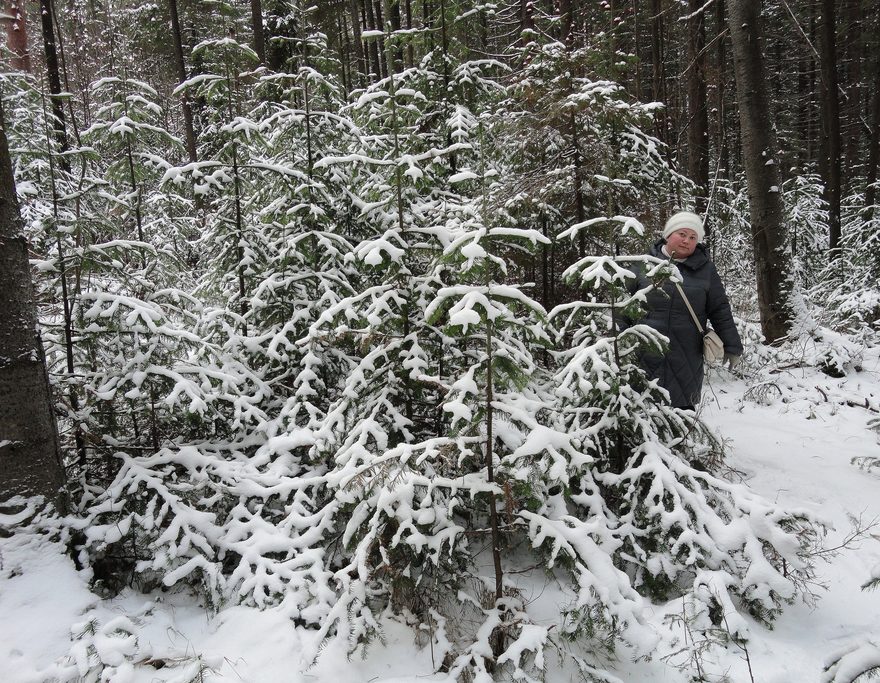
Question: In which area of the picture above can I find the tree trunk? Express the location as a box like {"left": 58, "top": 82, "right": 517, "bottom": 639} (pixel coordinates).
{"left": 686, "top": 0, "right": 709, "bottom": 220}
{"left": 483, "top": 320, "right": 505, "bottom": 658}
{"left": 348, "top": 0, "right": 367, "bottom": 86}
{"left": 168, "top": 0, "right": 197, "bottom": 162}
{"left": 633, "top": 0, "right": 643, "bottom": 100}
{"left": 38, "top": 0, "right": 68, "bottom": 167}
{"left": 842, "top": 0, "right": 862, "bottom": 174}
{"left": 250, "top": 0, "right": 266, "bottom": 64}
{"left": 609, "top": 0, "right": 623, "bottom": 84}
{"left": 337, "top": 11, "right": 351, "bottom": 94}
{"left": 819, "top": 0, "right": 841, "bottom": 254}
{"left": 373, "top": 0, "right": 388, "bottom": 77}
{"left": 650, "top": 0, "right": 666, "bottom": 143}
{"left": 864, "top": 27, "right": 880, "bottom": 217}
{"left": 714, "top": 0, "right": 729, "bottom": 178}
{"left": 571, "top": 110, "right": 586, "bottom": 257}
{"left": 559, "top": 0, "right": 573, "bottom": 45}
{"left": 404, "top": 0, "right": 413, "bottom": 67}
{"left": 519, "top": 0, "right": 534, "bottom": 42}
{"left": 0, "top": 98, "right": 66, "bottom": 508}
{"left": 39, "top": 0, "right": 88, "bottom": 468}
{"left": 727, "top": 0, "right": 793, "bottom": 343}
{"left": 385, "top": 0, "right": 403, "bottom": 73}
{"left": 541, "top": 217, "right": 549, "bottom": 308}
{"left": 363, "top": 0, "right": 382, "bottom": 79}
{"left": 797, "top": 29, "right": 814, "bottom": 166}
{"left": 3, "top": 0, "right": 31, "bottom": 72}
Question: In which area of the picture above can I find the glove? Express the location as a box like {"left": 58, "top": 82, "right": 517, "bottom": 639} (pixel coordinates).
{"left": 724, "top": 353, "right": 742, "bottom": 370}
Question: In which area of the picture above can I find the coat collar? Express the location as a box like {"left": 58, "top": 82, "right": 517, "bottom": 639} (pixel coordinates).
{"left": 651, "top": 239, "right": 709, "bottom": 270}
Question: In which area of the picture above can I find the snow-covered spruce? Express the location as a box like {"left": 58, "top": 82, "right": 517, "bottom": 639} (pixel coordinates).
{"left": 66, "top": 51, "right": 825, "bottom": 682}
{"left": 820, "top": 540, "right": 880, "bottom": 682}
{"left": 543, "top": 228, "right": 823, "bottom": 651}
{"left": 823, "top": 639, "right": 880, "bottom": 683}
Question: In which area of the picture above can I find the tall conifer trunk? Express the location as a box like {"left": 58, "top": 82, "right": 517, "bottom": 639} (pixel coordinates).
{"left": 250, "top": 0, "right": 266, "bottom": 64}
{"left": 373, "top": 0, "right": 387, "bottom": 77}
{"left": 714, "top": 0, "right": 729, "bottom": 179}
{"left": 727, "top": 0, "right": 792, "bottom": 342}
{"left": 404, "top": 0, "right": 413, "bottom": 67}
{"left": 819, "top": 0, "right": 842, "bottom": 255}
{"left": 686, "top": 0, "right": 709, "bottom": 220}
{"left": 385, "top": 0, "right": 403, "bottom": 73}
{"left": 559, "top": 0, "right": 573, "bottom": 44}
{"left": 38, "top": 0, "right": 88, "bottom": 467}
{"left": 168, "top": 0, "right": 198, "bottom": 162}
{"left": 484, "top": 319, "right": 505, "bottom": 658}
{"left": 38, "top": 0, "right": 67, "bottom": 162}
{"left": 650, "top": 0, "right": 666, "bottom": 144}
{"left": 3, "top": 0, "right": 31, "bottom": 71}
{"left": 842, "top": 0, "right": 862, "bottom": 174}
{"left": 865, "top": 18, "right": 880, "bottom": 217}
{"left": 348, "top": 0, "right": 367, "bottom": 86}
{"left": 519, "top": 0, "right": 533, "bottom": 42}
{"left": 0, "top": 98, "right": 66, "bottom": 508}
{"left": 363, "top": 0, "right": 382, "bottom": 79}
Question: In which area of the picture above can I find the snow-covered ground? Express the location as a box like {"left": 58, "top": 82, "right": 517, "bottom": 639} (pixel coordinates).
{"left": 3, "top": 351, "right": 880, "bottom": 683}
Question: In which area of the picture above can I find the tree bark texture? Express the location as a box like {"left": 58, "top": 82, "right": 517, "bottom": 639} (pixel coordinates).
{"left": 167, "top": 0, "right": 198, "bottom": 162}
{"left": 865, "top": 26, "right": 880, "bottom": 215}
{"left": 385, "top": 0, "right": 403, "bottom": 73}
{"left": 686, "top": 0, "right": 709, "bottom": 220}
{"left": 842, "top": 0, "right": 862, "bottom": 173}
{"left": 348, "top": 0, "right": 367, "bottom": 85}
{"left": 372, "top": 0, "right": 388, "bottom": 77}
{"left": 726, "top": 0, "right": 792, "bottom": 343}
{"left": 559, "top": 0, "right": 574, "bottom": 45}
{"left": 796, "top": 10, "right": 816, "bottom": 167}
{"left": 38, "top": 0, "right": 69, "bottom": 167}
{"left": 819, "top": 0, "right": 841, "bottom": 253}
{"left": 483, "top": 320, "right": 505, "bottom": 658}
{"left": 0, "top": 99, "right": 66, "bottom": 507}
{"left": 363, "top": 0, "right": 382, "bottom": 79}
{"left": 633, "top": 0, "right": 643, "bottom": 100}
{"left": 650, "top": 0, "right": 666, "bottom": 143}
{"left": 3, "top": 0, "right": 31, "bottom": 72}
{"left": 714, "top": 0, "right": 729, "bottom": 178}
{"left": 519, "top": 0, "right": 534, "bottom": 41}
{"left": 250, "top": 0, "right": 266, "bottom": 64}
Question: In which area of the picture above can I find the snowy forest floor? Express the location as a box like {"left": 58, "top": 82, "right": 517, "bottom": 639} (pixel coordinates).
{"left": 3, "top": 349, "right": 880, "bottom": 683}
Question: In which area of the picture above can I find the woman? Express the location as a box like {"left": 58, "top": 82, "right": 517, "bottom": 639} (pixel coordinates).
{"left": 627, "top": 211, "right": 743, "bottom": 409}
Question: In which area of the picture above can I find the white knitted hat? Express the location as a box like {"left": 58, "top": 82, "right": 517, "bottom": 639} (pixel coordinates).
{"left": 663, "top": 211, "right": 705, "bottom": 243}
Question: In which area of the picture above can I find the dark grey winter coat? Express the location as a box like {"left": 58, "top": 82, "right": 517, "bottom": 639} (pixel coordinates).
{"left": 626, "top": 241, "right": 743, "bottom": 408}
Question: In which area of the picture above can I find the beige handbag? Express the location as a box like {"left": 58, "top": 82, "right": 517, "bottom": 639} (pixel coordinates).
{"left": 674, "top": 282, "right": 725, "bottom": 364}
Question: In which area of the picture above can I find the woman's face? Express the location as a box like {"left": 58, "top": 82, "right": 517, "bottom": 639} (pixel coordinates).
{"left": 665, "top": 228, "right": 699, "bottom": 258}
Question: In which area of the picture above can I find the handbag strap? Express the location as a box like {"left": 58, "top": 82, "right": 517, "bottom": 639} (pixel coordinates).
{"left": 673, "top": 281, "right": 705, "bottom": 334}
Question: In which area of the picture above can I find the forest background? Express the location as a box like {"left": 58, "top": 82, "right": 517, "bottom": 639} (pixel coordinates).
{"left": 2, "top": 0, "right": 880, "bottom": 681}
